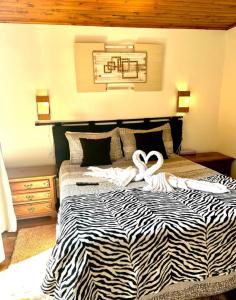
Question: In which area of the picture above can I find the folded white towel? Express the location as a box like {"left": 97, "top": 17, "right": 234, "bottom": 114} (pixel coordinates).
{"left": 144, "top": 172, "right": 174, "bottom": 192}
{"left": 168, "top": 175, "right": 230, "bottom": 194}
{"left": 84, "top": 166, "right": 137, "bottom": 187}
{"left": 144, "top": 172, "right": 230, "bottom": 194}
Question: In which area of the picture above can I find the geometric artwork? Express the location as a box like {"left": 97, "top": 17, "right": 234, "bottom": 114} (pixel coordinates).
{"left": 93, "top": 51, "right": 147, "bottom": 83}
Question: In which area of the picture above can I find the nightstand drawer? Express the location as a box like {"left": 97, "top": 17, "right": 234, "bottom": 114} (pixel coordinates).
{"left": 10, "top": 179, "right": 50, "bottom": 192}
{"left": 12, "top": 191, "right": 52, "bottom": 204}
{"left": 14, "top": 201, "right": 53, "bottom": 218}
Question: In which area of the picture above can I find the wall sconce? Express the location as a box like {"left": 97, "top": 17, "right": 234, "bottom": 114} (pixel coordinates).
{"left": 36, "top": 89, "right": 50, "bottom": 120}
{"left": 177, "top": 91, "right": 190, "bottom": 112}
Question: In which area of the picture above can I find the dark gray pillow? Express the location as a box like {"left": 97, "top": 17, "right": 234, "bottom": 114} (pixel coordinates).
{"left": 134, "top": 130, "right": 168, "bottom": 160}
{"left": 80, "top": 137, "right": 112, "bottom": 167}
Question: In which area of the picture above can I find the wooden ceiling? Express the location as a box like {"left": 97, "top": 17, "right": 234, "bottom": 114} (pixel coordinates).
{"left": 0, "top": 0, "right": 236, "bottom": 30}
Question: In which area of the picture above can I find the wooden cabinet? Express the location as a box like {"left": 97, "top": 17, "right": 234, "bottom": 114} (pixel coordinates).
{"left": 181, "top": 152, "right": 234, "bottom": 176}
{"left": 7, "top": 165, "right": 57, "bottom": 220}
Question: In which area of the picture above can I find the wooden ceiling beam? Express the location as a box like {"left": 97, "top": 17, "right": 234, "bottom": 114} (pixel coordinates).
{"left": 0, "top": 0, "right": 235, "bottom": 30}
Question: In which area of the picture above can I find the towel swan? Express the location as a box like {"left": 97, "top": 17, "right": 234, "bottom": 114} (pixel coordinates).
{"left": 140, "top": 151, "right": 173, "bottom": 192}
{"left": 131, "top": 150, "right": 229, "bottom": 194}
{"left": 132, "top": 150, "right": 147, "bottom": 181}
{"left": 144, "top": 151, "right": 164, "bottom": 177}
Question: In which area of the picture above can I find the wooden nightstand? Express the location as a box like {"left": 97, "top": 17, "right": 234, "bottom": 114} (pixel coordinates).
{"left": 181, "top": 152, "right": 234, "bottom": 176}
{"left": 7, "top": 165, "right": 57, "bottom": 220}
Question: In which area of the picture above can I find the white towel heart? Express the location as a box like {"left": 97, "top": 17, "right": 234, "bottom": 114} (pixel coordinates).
{"left": 132, "top": 150, "right": 164, "bottom": 181}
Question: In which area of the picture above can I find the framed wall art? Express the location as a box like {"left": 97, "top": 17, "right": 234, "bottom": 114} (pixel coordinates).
{"left": 93, "top": 51, "right": 147, "bottom": 84}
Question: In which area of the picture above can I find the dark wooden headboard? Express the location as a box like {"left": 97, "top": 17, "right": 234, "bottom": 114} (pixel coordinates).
{"left": 52, "top": 116, "right": 183, "bottom": 173}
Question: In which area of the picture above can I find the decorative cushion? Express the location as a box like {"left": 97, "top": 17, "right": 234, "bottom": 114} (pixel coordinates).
{"left": 134, "top": 131, "right": 168, "bottom": 159}
{"left": 65, "top": 128, "right": 122, "bottom": 164}
{"left": 119, "top": 123, "right": 173, "bottom": 160}
{"left": 80, "top": 137, "right": 112, "bottom": 167}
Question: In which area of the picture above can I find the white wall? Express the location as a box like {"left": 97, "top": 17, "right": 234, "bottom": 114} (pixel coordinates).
{"left": 218, "top": 27, "right": 236, "bottom": 177}
{"left": 0, "top": 24, "right": 225, "bottom": 167}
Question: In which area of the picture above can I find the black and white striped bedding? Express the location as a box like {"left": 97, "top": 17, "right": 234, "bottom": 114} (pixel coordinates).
{"left": 42, "top": 174, "right": 236, "bottom": 300}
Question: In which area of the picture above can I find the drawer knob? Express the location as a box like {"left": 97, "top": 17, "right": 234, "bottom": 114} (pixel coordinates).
{"left": 43, "top": 182, "right": 49, "bottom": 187}
{"left": 24, "top": 183, "right": 33, "bottom": 189}
{"left": 26, "top": 194, "right": 34, "bottom": 200}
{"left": 27, "top": 207, "right": 35, "bottom": 212}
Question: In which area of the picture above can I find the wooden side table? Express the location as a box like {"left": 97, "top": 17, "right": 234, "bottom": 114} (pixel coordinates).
{"left": 181, "top": 152, "right": 234, "bottom": 176}
{"left": 7, "top": 165, "right": 57, "bottom": 220}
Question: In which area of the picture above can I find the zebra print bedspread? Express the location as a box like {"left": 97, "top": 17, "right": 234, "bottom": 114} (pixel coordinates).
{"left": 42, "top": 174, "right": 236, "bottom": 300}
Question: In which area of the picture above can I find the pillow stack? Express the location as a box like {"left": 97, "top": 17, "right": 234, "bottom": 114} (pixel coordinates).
{"left": 65, "top": 123, "right": 174, "bottom": 166}
{"left": 65, "top": 128, "right": 122, "bottom": 166}
{"left": 119, "top": 123, "right": 173, "bottom": 160}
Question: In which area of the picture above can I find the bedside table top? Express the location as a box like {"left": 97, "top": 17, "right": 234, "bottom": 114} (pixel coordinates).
{"left": 7, "top": 165, "right": 56, "bottom": 180}
{"left": 181, "top": 152, "right": 234, "bottom": 163}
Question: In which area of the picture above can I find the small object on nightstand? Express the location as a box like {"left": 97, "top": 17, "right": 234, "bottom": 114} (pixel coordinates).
{"left": 7, "top": 165, "right": 57, "bottom": 220}
{"left": 181, "top": 152, "right": 234, "bottom": 176}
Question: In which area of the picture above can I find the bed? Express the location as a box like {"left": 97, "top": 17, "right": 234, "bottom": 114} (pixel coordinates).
{"left": 42, "top": 117, "right": 236, "bottom": 300}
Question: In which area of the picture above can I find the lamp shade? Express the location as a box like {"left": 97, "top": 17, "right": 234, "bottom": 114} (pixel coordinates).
{"left": 177, "top": 91, "right": 190, "bottom": 112}
{"left": 36, "top": 90, "right": 50, "bottom": 120}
